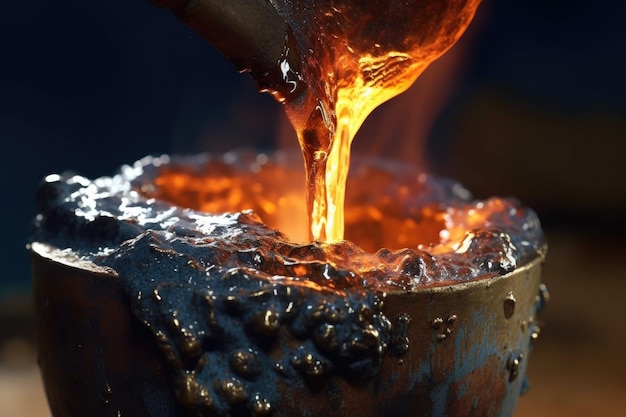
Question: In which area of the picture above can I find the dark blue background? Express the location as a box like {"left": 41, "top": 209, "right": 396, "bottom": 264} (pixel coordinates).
{"left": 1, "top": 0, "right": 625, "bottom": 296}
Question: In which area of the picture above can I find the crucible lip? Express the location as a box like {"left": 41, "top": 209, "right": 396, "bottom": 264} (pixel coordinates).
{"left": 29, "top": 240, "right": 544, "bottom": 294}
{"left": 30, "top": 242, "right": 118, "bottom": 277}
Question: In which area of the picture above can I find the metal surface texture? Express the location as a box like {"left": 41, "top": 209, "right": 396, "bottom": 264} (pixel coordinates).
{"left": 32, "top": 241, "right": 545, "bottom": 417}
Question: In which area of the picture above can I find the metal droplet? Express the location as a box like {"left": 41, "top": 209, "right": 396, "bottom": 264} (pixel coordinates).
{"left": 178, "top": 375, "right": 212, "bottom": 410}
{"left": 433, "top": 315, "right": 455, "bottom": 342}
{"left": 530, "top": 325, "right": 541, "bottom": 342}
{"left": 230, "top": 349, "right": 262, "bottom": 379}
{"left": 506, "top": 352, "right": 524, "bottom": 382}
{"left": 390, "top": 313, "right": 410, "bottom": 355}
{"left": 274, "top": 362, "right": 287, "bottom": 376}
{"left": 250, "top": 393, "right": 272, "bottom": 416}
{"left": 215, "top": 378, "right": 247, "bottom": 405}
{"left": 291, "top": 351, "right": 330, "bottom": 378}
{"left": 432, "top": 317, "right": 444, "bottom": 329}
{"left": 503, "top": 291, "right": 516, "bottom": 319}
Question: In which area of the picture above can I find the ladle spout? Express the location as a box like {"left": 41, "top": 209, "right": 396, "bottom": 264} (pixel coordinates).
{"left": 148, "top": 0, "right": 298, "bottom": 92}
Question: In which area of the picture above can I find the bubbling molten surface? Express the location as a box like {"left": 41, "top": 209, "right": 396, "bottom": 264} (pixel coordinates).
{"left": 33, "top": 152, "right": 543, "bottom": 291}
{"left": 130, "top": 151, "right": 543, "bottom": 289}
{"left": 260, "top": 0, "right": 482, "bottom": 242}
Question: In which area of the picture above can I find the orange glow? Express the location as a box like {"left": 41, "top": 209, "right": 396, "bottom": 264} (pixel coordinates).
{"left": 147, "top": 158, "right": 516, "bottom": 258}
{"left": 151, "top": 155, "right": 309, "bottom": 242}
{"left": 278, "top": 0, "right": 482, "bottom": 242}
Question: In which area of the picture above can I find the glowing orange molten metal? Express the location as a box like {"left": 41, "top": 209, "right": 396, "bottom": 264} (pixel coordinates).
{"left": 151, "top": 154, "right": 519, "bottom": 260}
{"left": 268, "top": 0, "right": 482, "bottom": 242}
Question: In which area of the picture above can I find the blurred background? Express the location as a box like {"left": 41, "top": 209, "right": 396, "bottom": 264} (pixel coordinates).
{"left": 1, "top": 0, "right": 625, "bottom": 416}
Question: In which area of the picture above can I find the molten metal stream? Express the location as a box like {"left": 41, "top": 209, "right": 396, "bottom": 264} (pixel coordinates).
{"left": 263, "top": 0, "right": 482, "bottom": 242}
